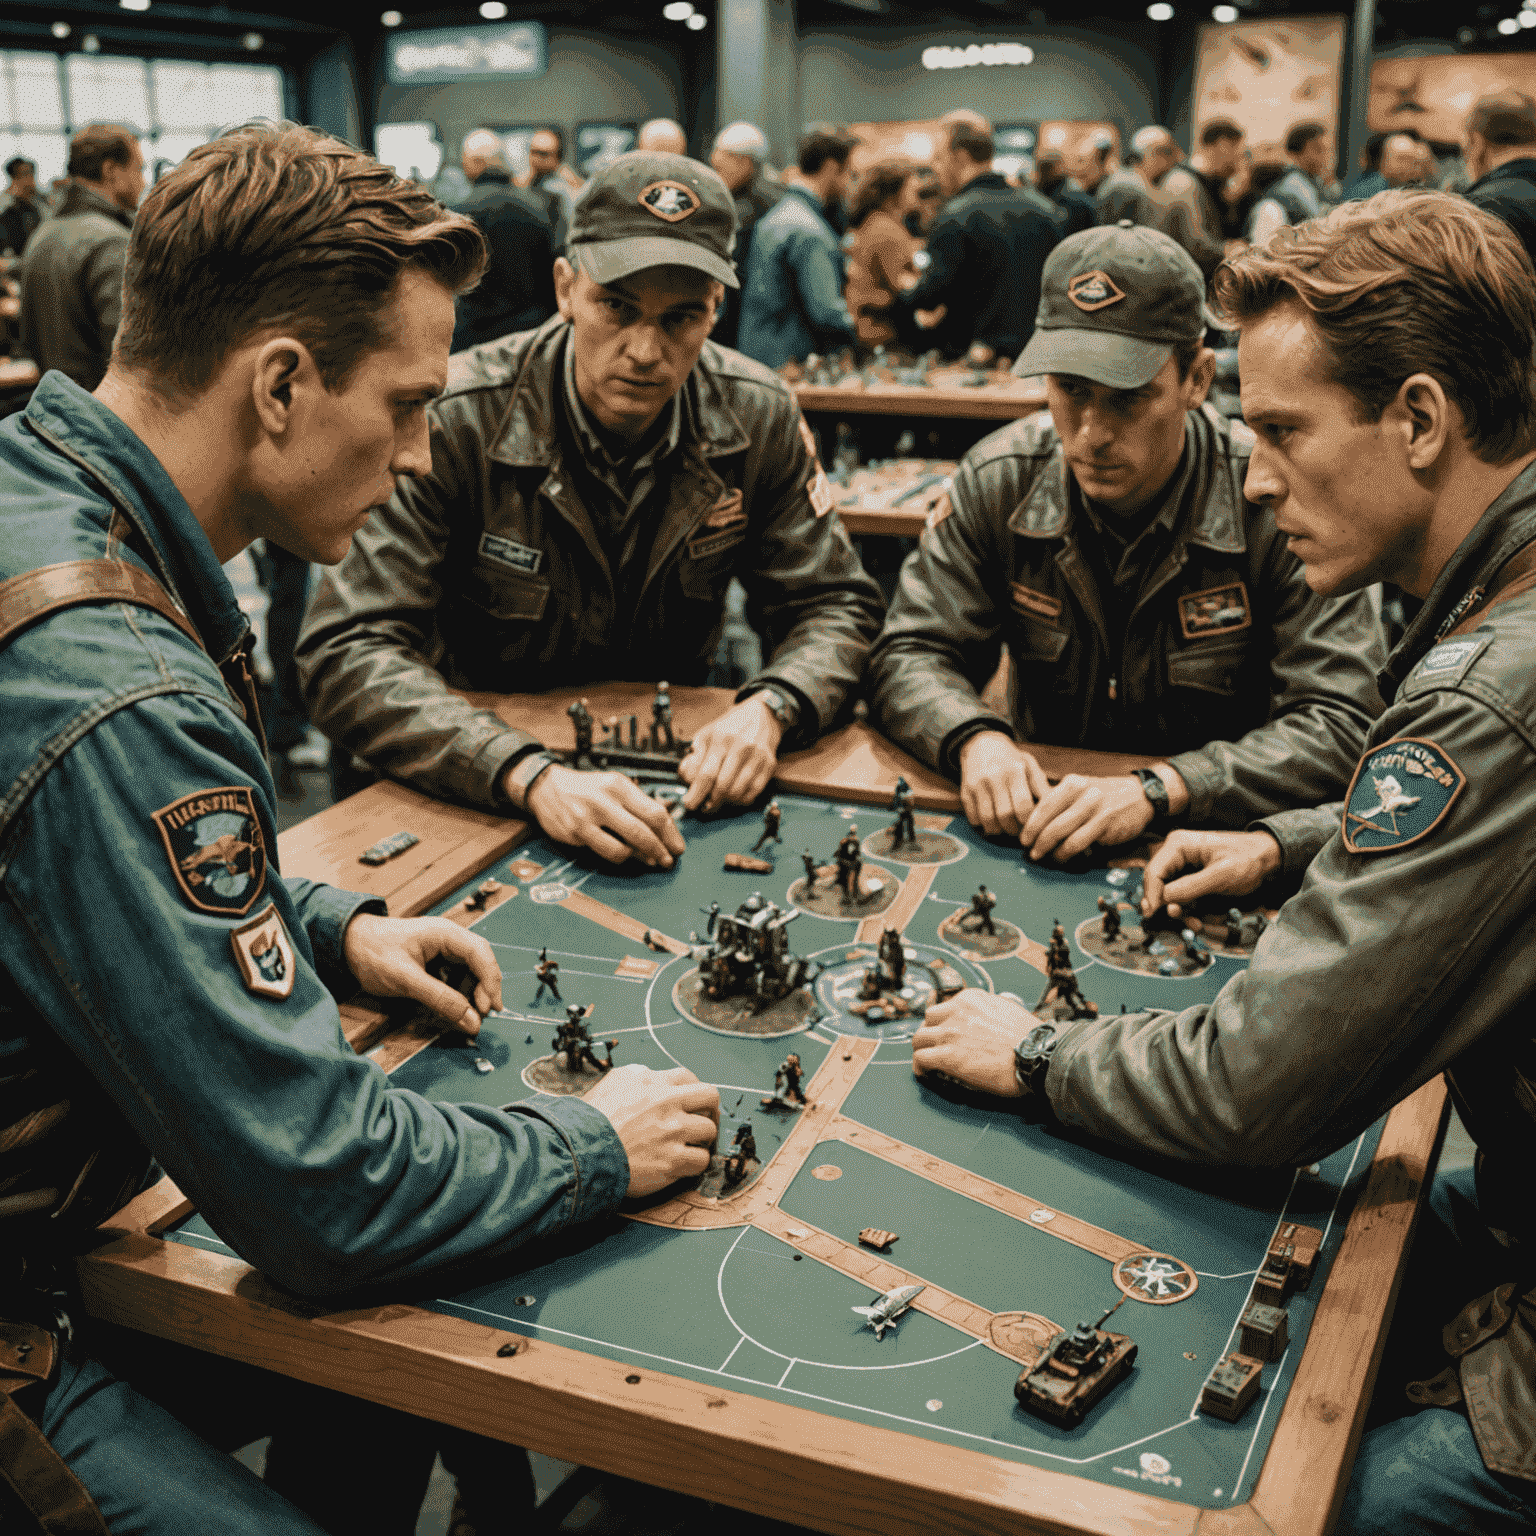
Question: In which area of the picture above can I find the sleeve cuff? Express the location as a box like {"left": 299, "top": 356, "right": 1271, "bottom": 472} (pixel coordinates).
{"left": 287, "top": 878, "right": 389, "bottom": 989}
{"left": 1165, "top": 748, "right": 1224, "bottom": 824}
{"left": 940, "top": 713, "right": 1016, "bottom": 776}
{"left": 739, "top": 676, "right": 816, "bottom": 748}
{"left": 470, "top": 728, "right": 544, "bottom": 809}
{"left": 1248, "top": 804, "right": 1342, "bottom": 877}
{"left": 510, "top": 1092, "right": 630, "bottom": 1226}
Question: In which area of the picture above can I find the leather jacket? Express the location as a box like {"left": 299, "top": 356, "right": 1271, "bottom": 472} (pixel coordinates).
{"left": 868, "top": 404, "right": 1386, "bottom": 836}
{"left": 297, "top": 319, "right": 885, "bottom": 808}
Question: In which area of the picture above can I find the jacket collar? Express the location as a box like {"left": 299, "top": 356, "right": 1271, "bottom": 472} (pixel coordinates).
{"left": 1008, "top": 406, "right": 1246, "bottom": 553}
{"left": 23, "top": 372, "right": 247, "bottom": 663}
{"left": 782, "top": 184, "right": 833, "bottom": 222}
{"left": 1469, "top": 157, "right": 1536, "bottom": 193}
{"left": 57, "top": 181, "right": 133, "bottom": 228}
{"left": 960, "top": 171, "right": 1012, "bottom": 194}
{"left": 489, "top": 320, "right": 751, "bottom": 471}
{"left": 1384, "top": 457, "right": 1536, "bottom": 694}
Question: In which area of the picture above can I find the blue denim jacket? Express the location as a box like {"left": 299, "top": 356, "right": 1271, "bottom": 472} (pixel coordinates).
{"left": 0, "top": 373, "right": 628, "bottom": 1295}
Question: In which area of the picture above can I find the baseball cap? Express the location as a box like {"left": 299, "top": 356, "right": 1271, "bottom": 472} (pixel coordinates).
{"left": 1013, "top": 223, "right": 1205, "bottom": 389}
{"left": 567, "top": 150, "right": 739, "bottom": 290}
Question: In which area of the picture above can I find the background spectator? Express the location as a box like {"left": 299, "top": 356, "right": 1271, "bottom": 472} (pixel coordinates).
{"left": 738, "top": 127, "right": 856, "bottom": 368}
{"left": 0, "top": 156, "right": 45, "bottom": 259}
{"left": 1072, "top": 130, "right": 1160, "bottom": 228}
{"left": 1132, "top": 124, "right": 1224, "bottom": 277}
{"left": 637, "top": 118, "right": 688, "bottom": 155}
{"left": 709, "top": 119, "right": 782, "bottom": 350}
{"left": 1246, "top": 122, "right": 1327, "bottom": 244}
{"left": 1033, "top": 148, "right": 1095, "bottom": 237}
{"left": 450, "top": 128, "right": 556, "bottom": 351}
{"left": 21, "top": 123, "right": 142, "bottom": 389}
{"left": 843, "top": 157, "right": 922, "bottom": 346}
{"left": 1464, "top": 89, "right": 1536, "bottom": 268}
{"left": 1189, "top": 118, "right": 1246, "bottom": 239}
{"left": 519, "top": 126, "right": 580, "bottom": 250}
{"left": 1381, "top": 131, "right": 1429, "bottom": 188}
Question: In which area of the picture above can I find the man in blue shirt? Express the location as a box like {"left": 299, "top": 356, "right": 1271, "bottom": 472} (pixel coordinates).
{"left": 0, "top": 120, "right": 719, "bottom": 1534}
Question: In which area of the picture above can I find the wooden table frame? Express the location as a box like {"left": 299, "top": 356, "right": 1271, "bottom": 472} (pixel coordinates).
{"left": 75, "top": 691, "right": 1448, "bottom": 1536}
{"left": 793, "top": 381, "right": 1047, "bottom": 422}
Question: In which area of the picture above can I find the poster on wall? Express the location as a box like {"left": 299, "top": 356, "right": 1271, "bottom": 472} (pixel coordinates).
{"left": 1370, "top": 54, "right": 1536, "bottom": 146}
{"left": 1193, "top": 17, "right": 1345, "bottom": 158}
{"left": 575, "top": 123, "right": 638, "bottom": 179}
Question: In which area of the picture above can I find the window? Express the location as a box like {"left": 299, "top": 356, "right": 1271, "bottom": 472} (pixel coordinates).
{"left": 0, "top": 50, "right": 287, "bottom": 190}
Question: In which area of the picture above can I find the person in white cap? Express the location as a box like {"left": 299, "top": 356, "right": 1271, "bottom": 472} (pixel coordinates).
{"left": 710, "top": 120, "right": 783, "bottom": 349}
{"left": 637, "top": 117, "right": 688, "bottom": 155}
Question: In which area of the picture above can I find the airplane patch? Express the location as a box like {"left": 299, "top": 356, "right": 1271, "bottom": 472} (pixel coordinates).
{"left": 230, "top": 902, "right": 296, "bottom": 1001}
{"left": 1178, "top": 582, "right": 1252, "bottom": 640}
{"left": 153, "top": 787, "right": 267, "bottom": 915}
{"left": 1341, "top": 738, "right": 1465, "bottom": 855}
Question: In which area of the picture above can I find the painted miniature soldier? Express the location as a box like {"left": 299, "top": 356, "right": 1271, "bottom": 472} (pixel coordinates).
{"left": 1097, "top": 897, "right": 1122, "bottom": 943}
{"left": 780, "top": 1052, "right": 807, "bottom": 1105}
{"left": 606, "top": 714, "right": 621, "bottom": 748}
{"left": 835, "top": 826, "right": 863, "bottom": 904}
{"left": 1182, "top": 927, "right": 1213, "bottom": 968}
{"left": 533, "top": 947, "right": 561, "bottom": 1005}
{"left": 751, "top": 799, "right": 783, "bottom": 852}
{"left": 723, "top": 1122, "right": 757, "bottom": 1186}
{"left": 889, "top": 775, "right": 916, "bottom": 849}
{"left": 800, "top": 849, "right": 818, "bottom": 892}
{"left": 1228, "top": 907, "right": 1268, "bottom": 948}
{"left": 1037, "top": 959, "right": 1093, "bottom": 1019}
{"left": 967, "top": 885, "right": 997, "bottom": 936}
{"left": 652, "top": 680, "right": 675, "bottom": 752}
{"left": 567, "top": 696, "right": 594, "bottom": 763}
{"left": 700, "top": 901, "right": 721, "bottom": 938}
{"left": 879, "top": 927, "right": 905, "bottom": 989}
{"left": 1045, "top": 919, "right": 1069, "bottom": 968}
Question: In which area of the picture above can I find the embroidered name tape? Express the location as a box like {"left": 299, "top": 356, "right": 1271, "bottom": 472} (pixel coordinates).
{"left": 1179, "top": 581, "right": 1251, "bottom": 640}
{"left": 1011, "top": 582, "right": 1063, "bottom": 621}
{"left": 1342, "top": 737, "right": 1465, "bottom": 854}
{"left": 478, "top": 532, "right": 543, "bottom": 576}
{"left": 686, "top": 525, "right": 748, "bottom": 560}
{"left": 153, "top": 787, "right": 267, "bottom": 915}
{"left": 1412, "top": 636, "right": 1490, "bottom": 685}
{"left": 231, "top": 902, "right": 295, "bottom": 1001}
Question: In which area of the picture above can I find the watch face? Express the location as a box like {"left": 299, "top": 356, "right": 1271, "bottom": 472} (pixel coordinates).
{"left": 1020, "top": 1023, "right": 1057, "bottom": 1061}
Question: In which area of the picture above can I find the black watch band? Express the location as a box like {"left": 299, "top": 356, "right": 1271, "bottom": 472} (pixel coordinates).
{"left": 1013, "top": 1023, "right": 1058, "bottom": 1097}
{"left": 1132, "top": 768, "right": 1172, "bottom": 831}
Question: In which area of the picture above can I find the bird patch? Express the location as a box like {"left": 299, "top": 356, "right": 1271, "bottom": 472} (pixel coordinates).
{"left": 153, "top": 787, "right": 267, "bottom": 915}
{"left": 1067, "top": 270, "right": 1126, "bottom": 313}
{"left": 1342, "top": 738, "right": 1465, "bottom": 854}
{"left": 638, "top": 180, "right": 699, "bottom": 222}
{"left": 1179, "top": 582, "right": 1251, "bottom": 639}
{"left": 230, "top": 902, "right": 295, "bottom": 1001}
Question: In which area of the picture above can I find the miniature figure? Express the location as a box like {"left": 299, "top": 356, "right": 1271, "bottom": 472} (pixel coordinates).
{"left": 696, "top": 896, "right": 820, "bottom": 1013}
{"left": 1228, "top": 906, "right": 1268, "bottom": 948}
{"left": 552, "top": 1004, "right": 614, "bottom": 1074}
{"left": 652, "top": 681, "right": 675, "bottom": 752}
{"left": 834, "top": 826, "right": 864, "bottom": 904}
{"left": 963, "top": 886, "right": 997, "bottom": 937}
{"left": 1046, "top": 919, "right": 1069, "bottom": 969}
{"left": 888, "top": 776, "right": 916, "bottom": 848}
{"left": 853, "top": 1283, "right": 925, "bottom": 1338}
{"left": 751, "top": 800, "right": 783, "bottom": 853}
{"left": 1036, "top": 957, "right": 1097, "bottom": 1019}
{"left": 567, "top": 697, "right": 594, "bottom": 763}
{"left": 700, "top": 901, "right": 721, "bottom": 937}
{"left": 1097, "top": 897, "right": 1121, "bottom": 943}
{"left": 1181, "top": 927, "right": 1213, "bottom": 968}
{"left": 877, "top": 927, "right": 906, "bottom": 990}
{"left": 533, "top": 948, "right": 561, "bottom": 1005}
{"left": 722, "top": 1122, "right": 757, "bottom": 1187}
{"left": 763, "top": 1051, "right": 808, "bottom": 1108}
{"left": 800, "top": 849, "right": 818, "bottom": 892}
{"left": 465, "top": 878, "right": 501, "bottom": 912}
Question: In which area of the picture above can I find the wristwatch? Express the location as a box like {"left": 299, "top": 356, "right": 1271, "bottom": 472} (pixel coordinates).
{"left": 1013, "top": 1023, "right": 1058, "bottom": 1097}
{"left": 1131, "top": 768, "right": 1172, "bottom": 832}
{"left": 503, "top": 750, "right": 558, "bottom": 812}
{"left": 752, "top": 687, "right": 801, "bottom": 732}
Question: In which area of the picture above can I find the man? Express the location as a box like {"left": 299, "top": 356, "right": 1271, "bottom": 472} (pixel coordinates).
{"left": 709, "top": 120, "right": 783, "bottom": 349}
{"left": 1189, "top": 118, "right": 1245, "bottom": 240}
{"left": 1247, "top": 121, "right": 1329, "bottom": 244}
{"left": 519, "top": 125, "right": 580, "bottom": 250}
{"left": 1072, "top": 130, "right": 1160, "bottom": 229}
{"left": 1130, "top": 125, "right": 1224, "bottom": 277}
{"left": 869, "top": 224, "right": 1385, "bottom": 862}
{"left": 1345, "top": 131, "right": 1391, "bottom": 199}
{"left": 894, "top": 118, "right": 1059, "bottom": 362}
{"left": 637, "top": 117, "right": 688, "bottom": 155}
{"left": 1464, "top": 89, "right": 1536, "bottom": 266}
{"left": 450, "top": 128, "right": 556, "bottom": 350}
{"left": 737, "top": 128, "right": 856, "bottom": 368}
{"left": 20, "top": 123, "right": 142, "bottom": 389}
{"left": 913, "top": 190, "right": 1536, "bottom": 1534}
{"left": 1381, "top": 131, "right": 1429, "bottom": 188}
{"left": 1033, "top": 148, "right": 1095, "bottom": 237}
{"left": 1, "top": 123, "right": 721, "bottom": 1532}
{"left": 0, "top": 154, "right": 45, "bottom": 257}
{"left": 298, "top": 150, "right": 883, "bottom": 867}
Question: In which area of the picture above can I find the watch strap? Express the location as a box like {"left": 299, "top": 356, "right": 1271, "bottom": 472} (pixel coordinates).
{"left": 1132, "top": 768, "right": 1172, "bottom": 830}
{"left": 504, "top": 750, "right": 558, "bottom": 812}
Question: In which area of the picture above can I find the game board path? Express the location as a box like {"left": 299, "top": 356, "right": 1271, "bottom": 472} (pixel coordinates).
{"left": 857, "top": 863, "right": 938, "bottom": 942}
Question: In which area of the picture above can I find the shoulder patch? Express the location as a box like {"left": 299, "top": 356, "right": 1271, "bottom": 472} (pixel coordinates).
{"left": 230, "top": 902, "right": 295, "bottom": 1000}
{"left": 1409, "top": 635, "right": 1490, "bottom": 687}
{"left": 152, "top": 787, "right": 267, "bottom": 914}
{"left": 807, "top": 467, "right": 835, "bottom": 518}
{"left": 1342, "top": 738, "right": 1465, "bottom": 855}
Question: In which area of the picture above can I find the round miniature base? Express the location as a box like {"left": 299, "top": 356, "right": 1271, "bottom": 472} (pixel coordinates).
{"left": 673, "top": 970, "right": 820, "bottom": 1038}
{"left": 693, "top": 1152, "right": 764, "bottom": 1200}
{"left": 1036, "top": 991, "right": 1099, "bottom": 1023}
{"left": 861, "top": 827, "right": 966, "bottom": 867}
{"left": 789, "top": 870, "right": 898, "bottom": 922}
{"left": 1076, "top": 913, "right": 1230, "bottom": 979}
{"left": 1113, "top": 1250, "right": 1198, "bottom": 1305}
{"left": 938, "top": 913, "right": 1023, "bottom": 959}
{"left": 522, "top": 1053, "right": 613, "bottom": 1097}
{"left": 812, "top": 942, "right": 988, "bottom": 1040}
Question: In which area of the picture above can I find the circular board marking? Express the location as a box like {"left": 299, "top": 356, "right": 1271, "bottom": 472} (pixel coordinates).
{"left": 862, "top": 827, "right": 968, "bottom": 867}
{"left": 1113, "top": 1250, "right": 1199, "bottom": 1305}
{"left": 937, "top": 912, "right": 1025, "bottom": 960}
{"left": 788, "top": 872, "right": 899, "bottom": 923}
{"left": 811, "top": 1164, "right": 842, "bottom": 1181}
{"left": 1029, "top": 1209, "right": 1055, "bottom": 1224}
{"left": 672, "top": 970, "right": 820, "bottom": 1039}
{"left": 926, "top": 1399, "right": 943, "bottom": 1411}
{"left": 529, "top": 883, "right": 570, "bottom": 904}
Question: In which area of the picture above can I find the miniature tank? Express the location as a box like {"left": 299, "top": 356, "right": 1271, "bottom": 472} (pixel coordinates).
{"left": 1015, "top": 1316, "right": 1137, "bottom": 1426}
{"left": 698, "top": 896, "right": 820, "bottom": 1010}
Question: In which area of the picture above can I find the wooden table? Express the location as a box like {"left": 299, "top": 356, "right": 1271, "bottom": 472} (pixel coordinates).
{"left": 832, "top": 459, "right": 955, "bottom": 540}
{"left": 792, "top": 379, "right": 1046, "bottom": 422}
{"left": 76, "top": 685, "right": 1447, "bottom": 1536}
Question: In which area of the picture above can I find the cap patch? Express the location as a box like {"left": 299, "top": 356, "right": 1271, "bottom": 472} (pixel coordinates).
{"left": 230, "top": 902, "right": 295, "bottom": 1001}
{"left": 1342, "top": 738, "right": 1465, "bottom": 855}
{"left": 638, "top": 179, "right": 699, "bottom": 222}
{"left": 1067, "top": 269, "right": 1126, "bottom": 313}
{"left": 153, "top": 787, "right": 267, "bottom": 915}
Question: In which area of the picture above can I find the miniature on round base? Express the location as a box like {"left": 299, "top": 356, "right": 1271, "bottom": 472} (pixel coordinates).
{"left": 938, "top": 911, "right": 1023, "bottom": 958}
{"left": 861, "top": 827, "right": 965, "bottom": 867}
{"left": 674, "top": 971, "right": 821, "bottom": 1038}
{"left": 789, "top": 870, "right": 896, "bottom": 921}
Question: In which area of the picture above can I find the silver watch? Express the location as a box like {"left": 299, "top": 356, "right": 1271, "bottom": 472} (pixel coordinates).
{"left": 754, "top": 687, "right": 800, "bottom": 730}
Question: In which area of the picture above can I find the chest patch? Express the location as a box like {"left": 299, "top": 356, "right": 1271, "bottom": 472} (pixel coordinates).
{"left": 478, "top": 532, "right": 543, "bottom": 576}
{"left": 1411, "top": 635, "right": 1490, "bottom": 686}
{"left": 807, "top": 467, "right": 835, "bottom": 519}
{"left": 1342, "top": 738, "right": 1465, "bottom": 855}
{"left": 704, "top": 489, "right": 745, "bottom": 528}
{"left": 152, "top": 787, "right": 267, "bottom": 916}
{"left": 1179, "top": 581, "right": 1252, "bottom": 640}
{"left": 1010, "top": 581, "right": 1063, "bottom": 621}
{"left": 230, "top": 902, "right": 295, "bottom": 1001}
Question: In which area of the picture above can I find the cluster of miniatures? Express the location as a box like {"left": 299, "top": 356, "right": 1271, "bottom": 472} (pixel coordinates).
{"left": 1036, "top": 920, "right": 1098, "bottom": 1020}
{"left": 695, "top": 893, "right": 822, "bottom": 1011}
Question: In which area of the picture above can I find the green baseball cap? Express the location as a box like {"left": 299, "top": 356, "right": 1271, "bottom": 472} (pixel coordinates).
{"left": 567, "top": 150, "right": 739, "bottom": 290}
{"left": 1013, "top": 223, "right": 1205, "bottom": 388}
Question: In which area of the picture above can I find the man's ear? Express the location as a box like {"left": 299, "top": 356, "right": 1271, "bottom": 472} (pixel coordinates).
{"left": 554, "top": 257, "right": 577, "bottom": 321}
{"left": 1184, "top": 347, "right": 1217, "bottom": 410}
{"left": 250, "top": 337, "right": 317, "bottom": 437}
{"left": 1396, "top": 371, "right": 1455, "bottom": 472}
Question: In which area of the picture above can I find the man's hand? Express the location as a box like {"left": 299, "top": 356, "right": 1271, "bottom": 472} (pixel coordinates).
{"left": 523, "top": 764, "right": 686, "bottom": 868}
{"left": 583, "top": 1064, "right": 722, "bottom": 1197}
{"left": 678, "top": 695, "right": 783, "bottom": 813}
{"left": 1021, "top": 766, "right": 1190, "bottom": 863}
{"left": 911, "top": 989, "right": 1035, "bottom": 1098}
{"left": 343, "top": 912, "right": 502, "bottom": 1036}
{"left": 958, "top": 731, "right": 1051, "bottom": 837}
{"left": 1141, "top": 829, "right": 1282, "bottom": 920}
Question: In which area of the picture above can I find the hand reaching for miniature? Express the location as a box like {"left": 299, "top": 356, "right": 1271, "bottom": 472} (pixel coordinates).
{"left": 343, "top": 912, "right": 502, "bottom": 1035}
{"left": 1141, "top": 829, "right": 1281, "bottom": 920}
{"left": 524, "top": 763, "right": 685, "bottom": 869}
{"left": 678, "top": 694, "right": 783, "bottom": 813}
{"left": 584, "top": 1064, "right": 722, "bottom": 1197}
{"left": 957, "top": 731, "right": 1051, "bottom": 837}
{"left": 911, "top": 989, "right": 1035, "bottom": 1098}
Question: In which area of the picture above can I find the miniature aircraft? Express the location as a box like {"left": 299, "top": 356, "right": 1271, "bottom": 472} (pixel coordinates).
{"left": 852, "top": 1282, "right": 925, "bottom": 1338}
